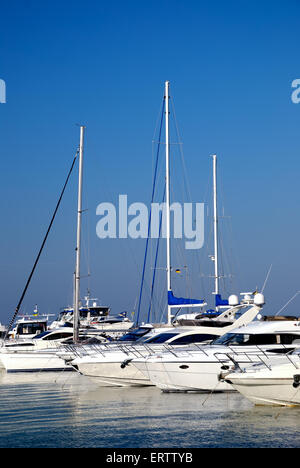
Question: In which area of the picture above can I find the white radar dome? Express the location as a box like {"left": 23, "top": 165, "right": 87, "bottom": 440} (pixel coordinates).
{"left": 253, "top": 293, "right": 265, "bottom": 306}
{"left": 228, "top": 295, "right": 239, "bottom": 306}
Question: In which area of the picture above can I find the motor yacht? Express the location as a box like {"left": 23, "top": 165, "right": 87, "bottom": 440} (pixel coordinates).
{"left": 131, "top": 316, "right": 300, "bottom": 392}
{"left": 49, "top": 296, "right": 133, "bottom": 339}
{"left": 67, "top": 296, "right": 265, "bottom": 387}
{"left": 69, "top": 326, "right": 221, "bottom": 387}
{"left": 223, "top": 348, "right": 300, "bottom": 406}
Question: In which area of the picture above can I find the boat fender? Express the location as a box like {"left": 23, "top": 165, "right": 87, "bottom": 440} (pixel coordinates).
{"left": 120, "top": 359, "right": 133, "bottom": 369}
{"left": 293, "top": 374, "right": 300, "bottom": 388}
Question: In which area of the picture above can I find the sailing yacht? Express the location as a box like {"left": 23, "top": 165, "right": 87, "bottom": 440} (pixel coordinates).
{"left": 0, "top": 127, "right": 87, "bottom": 373}
{"left": 67, "top": 82, "right": 265, "bottom": 387}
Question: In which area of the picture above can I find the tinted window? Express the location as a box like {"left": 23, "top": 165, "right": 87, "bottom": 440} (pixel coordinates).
{"left": 119, "top": 329, "right": 150, "bottom": 342}
{"left": 212, "top": 333, "right": 235, "bottom": 345}
{"left": 171, "top": 334, "right": 217, "bottom": 345}
{"left": 44, "top": 333, "right": 72, "bottom": 341}
{"left": 17, "top": 323, "right": 47, "bottom": 335}
{"left": 33, "top": 331, "right": 51, "bottom": 339}
{"left": 212, "top": 333, "right": 278, "bottom": 346}
{"left": 280, "top": 334, "right": 300, "bottom": 345}
{"left": 242, "top": 334, "right": 278, "bottom": 345}
{"left": 144, "top": 333, "right": 178, "bottom": 343}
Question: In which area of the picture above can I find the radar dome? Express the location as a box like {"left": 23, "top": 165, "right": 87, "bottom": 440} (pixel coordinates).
{"left": 228, "top": 295, "right": 239, "bottom": 306}
{"left": 253, "top": 293, "right": 265, "bottom": 306}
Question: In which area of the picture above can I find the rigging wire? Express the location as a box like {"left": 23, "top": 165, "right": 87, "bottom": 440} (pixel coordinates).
{"left": 136, "top": 97, "right": 165, "bottom": 324}
{"left": 5, "top": 149, "right": 79, "bottom": 338}
{"left": 147, "top": 186, "right": 166, "bottom": 322}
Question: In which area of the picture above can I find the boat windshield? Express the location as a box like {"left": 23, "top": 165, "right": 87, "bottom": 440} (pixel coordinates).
{"left": 141, "top": 333, "right": 179, "bottom": 344}
{"left": 118, "top": 327, "right": 152, "bottom": 342}
{"left": 32, "top": 331, "right": 52, "bottom": 340}
{"left": 211, "top": 333, "right": 279, "bottom": 346}
{"left": 16, "top": 322, "right": 47, "bottom": 335}
{"left": 211, "top": 332, "right": 300, "bottom": 346}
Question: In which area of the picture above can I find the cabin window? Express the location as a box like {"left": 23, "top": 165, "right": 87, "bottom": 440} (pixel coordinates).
{"left": 144, "top": 333, "right": 179, "bottom": 343}
{"left": 279, "top": 334, "right": 300, "bottom": 345}
{"left": 212, "top": 333, "right": 278, "bottom": 346}
{"left": 43, "top": 333, "right": 71, "bottom": 341}
{"left": 17, "top": 323, "right": 47, "bottom": 335}
{"left": 170, "top": 334, "right": 218, "bottom": 345}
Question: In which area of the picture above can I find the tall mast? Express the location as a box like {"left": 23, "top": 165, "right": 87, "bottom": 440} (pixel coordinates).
{"left": 73, "top": 125, "right": 85, "bottom": 342}
{"left": 212, "top": 154, "right": 219, "bottom": 302}
{"left": 165, "top": 81, "right": 172, "bottom": 324}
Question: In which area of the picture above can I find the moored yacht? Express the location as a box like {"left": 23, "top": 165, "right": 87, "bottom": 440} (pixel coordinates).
{"left": 67, "top": 293, "right": 265, "bottom": 387}
{"left": 0, "top": 348, "right": 72, "bottom": 373}
{"left": 65, "top": 82, "right": 268, "bottom": 387}
{"left": 49, "top": 296, "right": 133, "bottom": 339}
{"left": 131, "top": 316, "right": 300, "bottom": 392}
{"left": 7, "top": 313, "right": 53, "bottom": 340}
{"left": 0, "top": 325, "right": 111, "bottom": 373}
{"left": 223, "top": 348, "right": 300, "bottom": 406}
{"left": 68, "top": 326, "right": 226, "bottom": 387}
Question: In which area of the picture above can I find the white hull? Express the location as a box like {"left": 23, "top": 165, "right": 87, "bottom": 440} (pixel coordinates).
{"left": 132, "top": 343, "right": 298, "bottom": 392}
{"left": 0, "top": 351, "right": 73, "bottom": 373}
{"left": 75, "top": 360, "right": 153, "bottom": 387}
{"left": 225, "top": 358, "right": 300, "bottom": 406}
{"left": 133, "top": 359, "right": 232, "bottom": 392}
{"left": 227, "top": 377, "right": 300, "bottom": 406}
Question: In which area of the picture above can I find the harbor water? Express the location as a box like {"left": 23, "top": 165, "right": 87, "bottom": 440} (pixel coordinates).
{"left": 0, "top": 370, "right": 299, "bottom": 449}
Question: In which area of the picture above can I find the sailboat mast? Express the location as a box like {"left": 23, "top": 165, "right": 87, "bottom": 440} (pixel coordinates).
{"left": 212, "top": 154, "right": 220, "bottom": 301}
{"left": 73, "top": 125, "right": 85, "bottom": 342}
{"left": 165, "top": 81, "right": 172, "bottom": 324}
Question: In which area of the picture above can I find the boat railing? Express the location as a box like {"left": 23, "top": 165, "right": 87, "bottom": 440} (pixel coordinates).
{"left": 214, "top": 348, "right": 300, "bottom": 372}
{"left": 213, "top": 351, "right": 274, "bottom": 371}
{"left": 146, "top": 343, "right": 299, "bottom": 360}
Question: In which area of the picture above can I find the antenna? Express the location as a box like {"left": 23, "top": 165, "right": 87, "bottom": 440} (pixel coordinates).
{"left": 261, "top": 264, "right": 273, "bottom": 293}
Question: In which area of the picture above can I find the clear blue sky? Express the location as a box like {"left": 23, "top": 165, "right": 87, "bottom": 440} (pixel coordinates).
{"left": 1, "top": 0, "right": 300, "bottom": 324}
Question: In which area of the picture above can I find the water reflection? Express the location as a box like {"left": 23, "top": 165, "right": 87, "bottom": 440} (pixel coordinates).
{"left": 0, "top": 371, "right": 299, "bottom": 448}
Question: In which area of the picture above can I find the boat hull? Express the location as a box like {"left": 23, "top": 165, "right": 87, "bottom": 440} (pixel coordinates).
{"left": 0, "top": 351, "right": 73, "bottom": 373}
{"left": 225, "top": 366, "right": 300, "bottom": 406}
{"left": 133, "top": 359, "right": 233, "bottom": 392}
{"left": 74, "top": 360, "right": 153, "bottom": 387}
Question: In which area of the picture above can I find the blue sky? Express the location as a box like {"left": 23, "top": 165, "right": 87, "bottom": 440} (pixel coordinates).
{"left": 1, "top": 0, "right": 300, "bottom": 324}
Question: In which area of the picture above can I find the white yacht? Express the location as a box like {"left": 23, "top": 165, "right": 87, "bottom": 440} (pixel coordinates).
{"left": 65, "top": 82, "right": 268, "bottom": 387}
{"left": 69, "top": 326, "right": 224, "bottom": 387}
{"left": 7, "top": 313, "right": 51, "bottom": 340}
{"left": 0, "top": 326, "right": 110, "bottom": 373}
{"left": 49, "top": 296, "right": 133, "bottom": 339}
{"left": 131, "top": 316, "right": 300, "bottom": 392}
{"left": 0, "top": 348, "right": 72, "bottom": 373}
{"left": 68, "top": 295, "right": 265, "bottom": 387}
{"left": 223, "top": 349, "right": 300, "bottom": 406}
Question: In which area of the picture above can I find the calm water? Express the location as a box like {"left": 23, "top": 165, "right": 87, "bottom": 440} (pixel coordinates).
{"left": 0, "top": 370, "right": 299, "bottom": 448}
